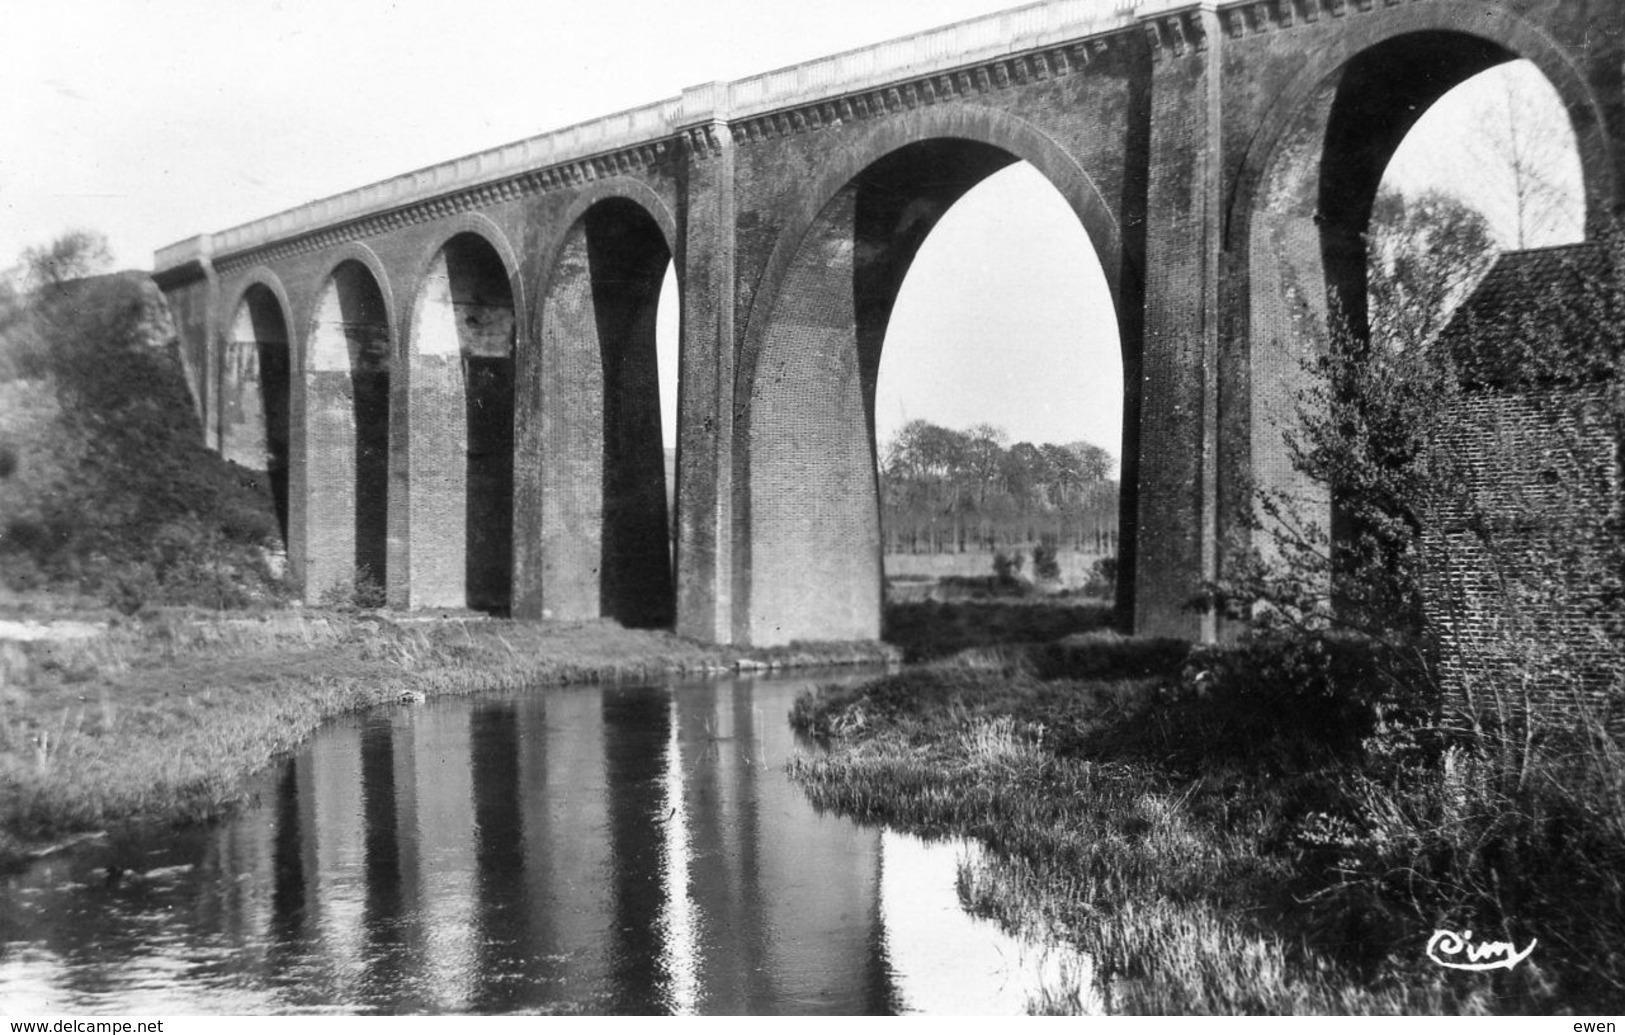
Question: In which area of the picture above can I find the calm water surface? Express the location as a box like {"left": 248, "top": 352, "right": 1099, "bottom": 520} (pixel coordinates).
{"left": 0, "top": 672, "right": 1092, "bottom": 1014}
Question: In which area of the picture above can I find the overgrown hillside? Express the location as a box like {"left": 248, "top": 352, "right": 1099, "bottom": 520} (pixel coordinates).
{"left": 0, "top": 271, "right": 288, "bottom": 610}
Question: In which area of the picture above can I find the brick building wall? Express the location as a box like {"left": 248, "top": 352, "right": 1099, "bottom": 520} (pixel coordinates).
{"left": 1426, "top": 244, "right": 1624, "bottom": 726}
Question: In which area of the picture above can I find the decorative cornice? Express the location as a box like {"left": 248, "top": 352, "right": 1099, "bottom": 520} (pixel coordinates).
{"left": 725, "top": 36, "right": 1124, "bottom": 146}
{"left": 170, "top": 0, "right": 1432, "bottom": 275}
{"left": 213, "top": 140, "right": 674, "bottom": 273}
{"left": 1142, "top": 8, "right": 1211, "bottom": 59}
{"left": 1216, "top": 0, "right": 1411, "bottom": 40}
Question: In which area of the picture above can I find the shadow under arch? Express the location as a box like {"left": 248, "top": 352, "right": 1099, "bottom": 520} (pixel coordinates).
{"left": 734, "top": 116, "right": 1136, "bottom": 646}
{"left": 222, "top": 276, "right": 294, "bottom": 545}
{"left": 305, "top": 256, "right": 393, "bottom": 603}
{"left": 403, "top": 228, "right": 520, "bottom": 612}
{"left": 517, "top": 192, "right": 679, "bottom": 628}
{"left": 1227, "top": 14, "right": 1603, "bottom": 623}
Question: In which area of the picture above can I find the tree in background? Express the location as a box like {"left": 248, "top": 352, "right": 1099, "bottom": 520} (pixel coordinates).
{"left": 1465, "top": 61, "right": 1585, "bottom": 250}
{"left": 879, "top": 419, "right": 1118, "bottom": 555}
{"left": 21, "top": 229, "right": 112, "bottom": 292}
{"left": 1366, "top": 186, "right": 1498, "bottom": 349}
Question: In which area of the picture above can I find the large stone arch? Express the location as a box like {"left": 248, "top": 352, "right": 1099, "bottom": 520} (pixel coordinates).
{"left": 1227, "top": 4, "right": 1615, "bottom": 257}
{"left": 735, "top": 108, "right": 1132, "bottom": 645}
{"left": 399, "top": 221, "right": 523, "bottom": 612}
{"left": 739, "top": 105, "right": 1128, "bottom": 400}
{"left": 515, "top": 187, "right": 679, "bottom": 628}
{"left": 1223, "top": 5, "right": 1612, "bottom": 609}
{"left": 303, "top": 248, "right": 395, "bottom": 604}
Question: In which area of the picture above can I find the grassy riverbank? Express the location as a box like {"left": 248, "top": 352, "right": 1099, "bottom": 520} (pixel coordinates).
{"left": 0, "top": 607, "right": 894, "bottom": 868}
{"left": 789, "top": 635, "right": 1625, "bottom": 1014}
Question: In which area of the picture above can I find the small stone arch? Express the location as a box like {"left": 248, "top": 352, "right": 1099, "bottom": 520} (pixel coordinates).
{"left": 303, "top": 250, "right": 396, "bottom": 606}
{"left": 536, "top": 180, "right": 680, "bottom": 290}
{"left": 225, "top": 268, "right": 296, "bottom": 352}
{"left": 305, "top": 242, "right": 397, "bottom": 364}
{"left": 514, "top": 187, "right": 680, "bottom": 629}
{"left": 402, "top": 213, "right": 527, "bottom": 330}
{"left": 220, "top": 269, "right": 296, "bottom": 547}
{"left": 400, "top": 223, "right": 524, "bottom": 612}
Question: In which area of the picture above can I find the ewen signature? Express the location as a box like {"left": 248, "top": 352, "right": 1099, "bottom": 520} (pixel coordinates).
{"left": 1426, "top": 929, "right": 1537, "bottom": 971}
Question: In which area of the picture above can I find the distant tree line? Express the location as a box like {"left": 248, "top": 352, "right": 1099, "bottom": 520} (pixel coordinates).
{"left": 880, "top": 419, "right": 1118, "bottom": 554}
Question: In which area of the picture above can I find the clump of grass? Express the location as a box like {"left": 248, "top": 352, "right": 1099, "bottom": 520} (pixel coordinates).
{"left": 788, "top": 633, "right": 1625, "bottom": 1013}
{"left": 882, "top": 597, "right": 1115, "bottom": 662}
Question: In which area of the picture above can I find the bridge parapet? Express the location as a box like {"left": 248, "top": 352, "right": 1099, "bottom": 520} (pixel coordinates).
{"left": 159, "top": 95, "right": 691, "bottom": 272}
{"left": 153, "top": 0, "right": 1203, "bottom": 273}
{"left": 719, "top": 0, "right": 1172, "bottom": 117}
{"left": 154, "top": 234, "right": 212, "bottom": 273}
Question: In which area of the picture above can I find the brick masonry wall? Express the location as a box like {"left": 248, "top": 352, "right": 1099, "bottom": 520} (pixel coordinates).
{"left": 532, "top": 222, "right": 603, "bottom": 621}
{"left": 303, "top": 262, "right": 391, "bottom": 602}
{"left": 1425, "top": 386, "right": 1623, "bottom": 727}
{"left": 407, "top": 237, "right": 515, "bottom": 612}
{"left": 745, "top": 185, "right": 881, "bottom": 645}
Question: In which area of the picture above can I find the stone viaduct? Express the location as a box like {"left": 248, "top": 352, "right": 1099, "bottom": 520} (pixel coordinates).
{"left": 153, "top": 0, "right": 1625, "bottom": 646}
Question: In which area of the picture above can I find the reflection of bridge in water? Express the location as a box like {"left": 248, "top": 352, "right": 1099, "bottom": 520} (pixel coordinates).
{"left": 154, "top": 0, "right": 1625, "bottom": 646}
{"left": 288, "top": 678, "right": 893, "bottom": 1012}
{"left": 0, "top": 675, "right": 1094, "bottom": 1014}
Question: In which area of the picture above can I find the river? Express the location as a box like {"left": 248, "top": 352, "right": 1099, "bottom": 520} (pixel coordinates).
{"left": 0, "top": 671, "right": 1093, "bottom": 1014}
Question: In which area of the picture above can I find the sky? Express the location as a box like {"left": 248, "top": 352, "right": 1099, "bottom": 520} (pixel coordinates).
{"left": 1, "top": 1, "right": 1584, "bottom": 459}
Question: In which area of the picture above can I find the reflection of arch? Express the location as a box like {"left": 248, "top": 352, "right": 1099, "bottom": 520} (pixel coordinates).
{"left": 516, "top": 193, "right": 677, "bottom": 628}
{"left": 737, "top": 120, "right": 1129, "bottom": 645}
{"left": 404, "top": 230, "right": 518, "bottom": 612}
{"left": 305, "top": 257, "right": 393, "bottom": 603}
{"left": 223, "top": 273, "right": 294, "bottom": 544}
{"left": 1230, "top": 13, "right": 1603, "bottom": 603}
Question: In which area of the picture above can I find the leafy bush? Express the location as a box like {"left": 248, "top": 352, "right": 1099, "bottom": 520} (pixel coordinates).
{"left": 1189, "top": 206, "right": 1625, "bottom": 1000}
{"left": 0, "top": 269, "right": 289, "bottom": 608}
{"left": 992, "top": 549, "right": 1025, "bottom": 585}
{"left": 1082, "top": 555, "right": 1116, "bottom": 598}
{"left": 1032, "top": 537, "right": 1061, "bottom": 581}
{"left": 1090, "top": 634, "right": 1426, "bottom": 777}
{"left": 316, "top": 567, "right": 387, "bottom": 612}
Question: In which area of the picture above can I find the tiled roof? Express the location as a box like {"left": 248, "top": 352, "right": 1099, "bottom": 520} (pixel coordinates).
{"left": 1435, "top": 241, "right": 1620, "bottom": 384}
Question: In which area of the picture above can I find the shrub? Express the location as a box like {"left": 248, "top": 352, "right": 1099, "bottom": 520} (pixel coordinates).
{"left": 0, "top": 269, "right": 288, "bottom": 607}
{"left": 1082, "top": 555, "right": 1116, "bottom": 598}
{"left": 992, "top": 549, "right": 1025, "bottom": 585}
{"left": 318, "top": 568, "right": 387, "bottom": 612}
{"left": 1032, "top": 537, "right": 1061, "bottom": 581}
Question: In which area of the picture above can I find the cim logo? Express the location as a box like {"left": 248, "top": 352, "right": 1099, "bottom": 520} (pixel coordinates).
{"left": 1425, "top": 929, "right": 1537, "bottom": 972}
